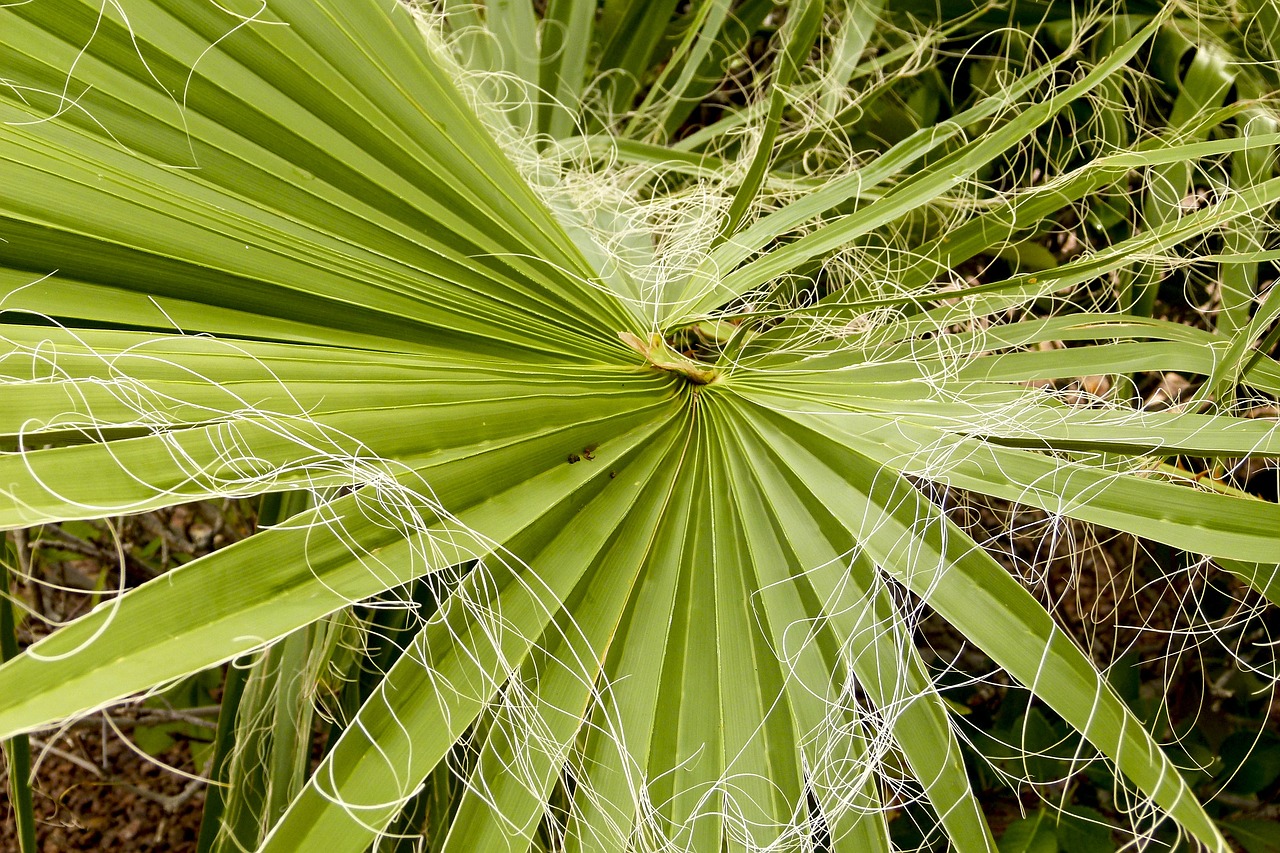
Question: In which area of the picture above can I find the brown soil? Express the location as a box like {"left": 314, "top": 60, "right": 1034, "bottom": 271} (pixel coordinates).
{"left": 1, "top": 729, "right": 205, "bottom": 852}
{"left": 2, "top": 501, "right": 252, "bottom": 852}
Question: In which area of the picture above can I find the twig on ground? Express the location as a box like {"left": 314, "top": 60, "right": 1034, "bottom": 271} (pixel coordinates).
{"left": 27, "top": 737, "right": 107, "bottom": 779}
{"left": 119, "top": 774, "right": 207, "bottom": 813}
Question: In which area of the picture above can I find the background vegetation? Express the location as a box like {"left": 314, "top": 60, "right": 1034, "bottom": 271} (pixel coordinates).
{"left": 2, "top": 0, "right": 1279, "bottom": 850}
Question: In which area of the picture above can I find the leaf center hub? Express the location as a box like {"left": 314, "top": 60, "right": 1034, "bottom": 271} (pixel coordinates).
{"left": 618, "top": 332, "right": 720, "bottom": 385}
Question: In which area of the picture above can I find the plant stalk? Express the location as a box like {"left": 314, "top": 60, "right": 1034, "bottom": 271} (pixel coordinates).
{"left": 1, "top": 535, "right": 37, "bottom": 853}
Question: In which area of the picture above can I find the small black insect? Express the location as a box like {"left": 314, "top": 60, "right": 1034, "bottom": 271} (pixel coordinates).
{"left": 609, "top": 470, "right": 617, "bottom": 479}
{"left": 567, "top": 453, "right": 581, "bottom": 464}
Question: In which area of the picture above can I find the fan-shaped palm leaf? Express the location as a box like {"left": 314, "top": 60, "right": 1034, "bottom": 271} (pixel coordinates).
{"left": 2, "top": 1, "right": 1277, "bottom": 851}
